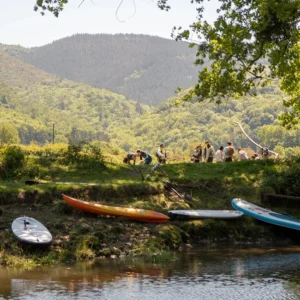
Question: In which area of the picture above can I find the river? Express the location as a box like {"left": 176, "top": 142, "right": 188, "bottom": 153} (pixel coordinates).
{"left": 1, "top": 246, "right": 300, "bottom": 299}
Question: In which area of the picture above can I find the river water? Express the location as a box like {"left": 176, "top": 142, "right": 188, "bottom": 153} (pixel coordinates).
{"left": 1, "top": 246, "right": 300, "bottom": 300}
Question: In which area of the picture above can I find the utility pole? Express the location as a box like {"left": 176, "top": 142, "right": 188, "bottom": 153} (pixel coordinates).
{"left": 52, "top": 123, "right": 55, "bottom": 144}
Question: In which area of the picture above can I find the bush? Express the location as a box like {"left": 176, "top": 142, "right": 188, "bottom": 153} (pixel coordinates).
{"left": 63, "top": 142, "right": 105, "bottom": 169}
{"left": 0, "top": 145, "right": 25, "bottom": 179}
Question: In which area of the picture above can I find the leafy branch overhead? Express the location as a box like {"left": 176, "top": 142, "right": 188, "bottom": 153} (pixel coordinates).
{"left": 34, "top": 0, "right": 300, "bottom": 128}
{"left": 34, "top": 0, "right": 69, "bottom": 17}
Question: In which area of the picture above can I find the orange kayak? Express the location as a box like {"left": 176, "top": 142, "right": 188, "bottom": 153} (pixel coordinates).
{"left": 62, "top": 194, "right": 169, "bottom": 223}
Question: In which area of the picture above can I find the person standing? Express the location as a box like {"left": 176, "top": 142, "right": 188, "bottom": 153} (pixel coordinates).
{"left": 191, "top": 145, "right": 202, "bottom": 163}
{"left": 203, "top": 141, "right": 209, "bottom": 161}
{"left": 215, "top": 146, "right": 224, "bottom": 163}
{"left": 224, "top": 141, "right": 235, "bottom": 162}
{"left": 156, "top": 144, "right": 166, "bottom": 164}
{"left": 206, "top": 143, "right": 215, "bottom": 163}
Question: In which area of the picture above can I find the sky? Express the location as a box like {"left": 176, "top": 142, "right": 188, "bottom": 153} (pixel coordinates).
{"left": 0, "top": 0, "right": 217, "bottom": 48}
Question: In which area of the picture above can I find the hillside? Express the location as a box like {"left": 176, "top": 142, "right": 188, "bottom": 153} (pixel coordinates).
{"left": 107, "top": 87, "right": 300, "bottom": 156}
{"left": 13, "top": 34, "right": 199, "bottom": 106}
{"left": 0, "top": 51, "right": 149, "bottom": 144}
{"left": 0, "top": 45, "right": 298, "bottom": 153}
{"left": 0, "top": 52, "right": 56, "bottom": 87}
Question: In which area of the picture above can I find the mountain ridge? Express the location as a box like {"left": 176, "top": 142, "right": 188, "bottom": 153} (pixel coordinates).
{"left": 12, "top": 33, "right": 199, "bottom": 106}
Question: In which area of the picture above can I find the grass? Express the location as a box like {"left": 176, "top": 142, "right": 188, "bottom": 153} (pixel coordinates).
{"left": 0, "top": 155, "right": 298, "bottom": 268}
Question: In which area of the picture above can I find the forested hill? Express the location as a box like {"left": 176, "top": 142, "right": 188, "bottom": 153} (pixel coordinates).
{"left": 0, "top": 45, "right": 298, "bottom": 154}
{"left": 107, "top": 87, "right": 300, "bottom": 156}
{"left": 0, "top": 51, "right": 149, "bottom": 144}
{"left": 14, "top": 34, "right": 199, "bottom": 106}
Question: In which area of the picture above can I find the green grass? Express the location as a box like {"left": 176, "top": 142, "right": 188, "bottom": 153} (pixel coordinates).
{"left": 0, "top": 156, "right": 298, "bottom": 268}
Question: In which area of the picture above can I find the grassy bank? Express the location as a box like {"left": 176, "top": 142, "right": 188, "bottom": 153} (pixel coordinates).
{"left": 0, "top": 145, "right": 299, "bottom": 268}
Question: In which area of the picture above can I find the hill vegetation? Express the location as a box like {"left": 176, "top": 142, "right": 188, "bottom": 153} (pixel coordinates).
{"left": 13, "top": 34, "right": 199, "bottom": 106}
{"left": 0, "top": 51, "right": 149, "bottom": 144}
{"left": 108, "top": 86, "right": 300, "bottom": 157}
{"left": 0, "top": 41, "right": 298, "bottom": 156}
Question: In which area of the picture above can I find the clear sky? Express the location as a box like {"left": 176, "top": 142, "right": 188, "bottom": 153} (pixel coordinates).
{"left": 0, "top": 0, "right": 217, "bottom": 48}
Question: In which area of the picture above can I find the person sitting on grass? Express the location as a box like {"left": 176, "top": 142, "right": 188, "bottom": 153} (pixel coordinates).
{"left": 123, "top": 152, "right": 137, "bottom": 165}
{"left": 238, "top": 148, "right": 249, "bottom": 160}
{"left": 253, "top": 153, "right": 260, "bottom": 160}
{"left": 251, "top": 153, "right": 260, "bottom": 160}
{"left": 136, "top": 149, "right": 152, "bottom": 165}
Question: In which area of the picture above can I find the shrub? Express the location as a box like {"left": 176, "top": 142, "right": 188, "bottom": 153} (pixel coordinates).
{"left": 0, "top": 145, "right": 25, "bottom": 179}
{"left": 63, "top": 142, "right": 105, "bottom": 169}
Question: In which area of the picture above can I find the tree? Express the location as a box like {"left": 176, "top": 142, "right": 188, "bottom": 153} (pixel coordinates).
{"left": 169, "top": 0, "right": 300, "bottom": 129}
{"left": 34, "top": 0, "right": 300, "bottom": 127}
{"left": 0, "top": 124, "right": 20, "bottom": 145}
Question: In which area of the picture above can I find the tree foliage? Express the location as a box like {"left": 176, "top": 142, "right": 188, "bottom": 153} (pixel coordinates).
{"left": 34, "top": 0, "right": 69, "bottom": 17}
{"left": 0, "top": 123, "right": 20, "bottom": 145}
{"left": 162, "top": 0, "right": 300, "bottom": 128}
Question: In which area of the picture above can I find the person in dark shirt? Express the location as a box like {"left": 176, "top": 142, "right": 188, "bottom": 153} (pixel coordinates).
{"left": 136, "top": 149, "right": 152, "bottom": 165}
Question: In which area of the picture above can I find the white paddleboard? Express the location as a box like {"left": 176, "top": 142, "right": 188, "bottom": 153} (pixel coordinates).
{"left": 168, "top": 210, "right": 244, "bottom": 219}
{"left": 232, "top": 198, "right": 300, "bottom": 231}
{"left": 11, "top": 216, "right": 52, "bottom": 245}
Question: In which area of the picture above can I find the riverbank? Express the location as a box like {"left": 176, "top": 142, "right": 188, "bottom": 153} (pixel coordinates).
{"left": 0, "top": 157, "right": 299, "bottom": 268}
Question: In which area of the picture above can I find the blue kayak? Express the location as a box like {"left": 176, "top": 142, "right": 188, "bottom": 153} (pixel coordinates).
{"left": 232, "top": 198, "right": 300, "bottom": 231}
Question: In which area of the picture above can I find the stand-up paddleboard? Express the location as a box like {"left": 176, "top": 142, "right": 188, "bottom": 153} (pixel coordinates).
{"left": 168, "top": 210, "right": 244, "bottom": 219}
{"left": 232, "top": 198, "right": 300, "bottom": 231}
{"left": 11, "top": 216, "right": 52, "bottom": 244}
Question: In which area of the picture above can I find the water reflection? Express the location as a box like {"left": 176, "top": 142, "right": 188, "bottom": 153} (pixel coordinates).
{"left": 1, "top": 246, "right": 300, "bottom": 299}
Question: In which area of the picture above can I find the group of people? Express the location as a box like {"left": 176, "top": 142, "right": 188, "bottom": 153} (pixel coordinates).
{"left": 123, "top": 141, "right": 268, "bottom": 167}
{"left": 123, "top": 144, "right": 166, "bottom": 166}
{"left": 192, "top": 141, "right": 267, "bottom": 163}
{"left": 192, "top": 141, "right": 237, "bottom": 163}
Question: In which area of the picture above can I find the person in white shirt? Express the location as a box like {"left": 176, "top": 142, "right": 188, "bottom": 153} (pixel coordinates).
{"left": 206, "top": 143, "right": 215, "bottom": 163}
{"left": 238, "top": 148, "right": 249, "bottom": 160}
{"left": 215, "top": 146, "right": 224, "bottom": 162}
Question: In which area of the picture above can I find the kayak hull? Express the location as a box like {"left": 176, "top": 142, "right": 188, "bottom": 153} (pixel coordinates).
{"left": 62, "top": 194, "right": 169, "bottom": 223}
